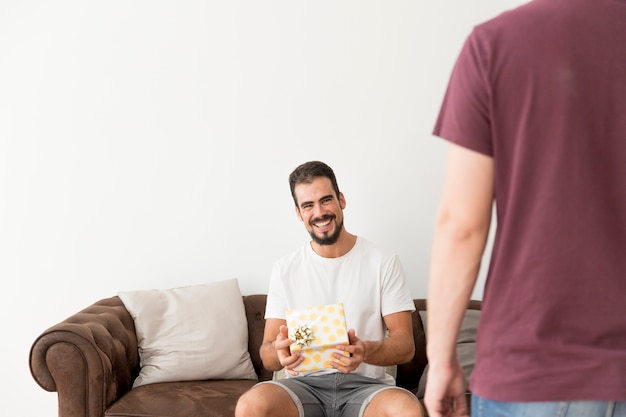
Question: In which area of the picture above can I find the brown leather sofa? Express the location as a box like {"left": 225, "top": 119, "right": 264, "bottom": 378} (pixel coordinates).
{"left": 30, "top": 295, "right": 481, "bottom": 417}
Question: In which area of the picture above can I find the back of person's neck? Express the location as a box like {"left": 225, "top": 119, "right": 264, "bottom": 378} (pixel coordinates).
{"left": 310, "top": 231, "right": 357, "bottom": 259}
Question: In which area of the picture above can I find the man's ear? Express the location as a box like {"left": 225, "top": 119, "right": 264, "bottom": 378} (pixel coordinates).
{"left": 339, "top": 192, "right": 346, "bottom": 210}
{"left": 295, "top": 205, "right": 303, "bottom": 221}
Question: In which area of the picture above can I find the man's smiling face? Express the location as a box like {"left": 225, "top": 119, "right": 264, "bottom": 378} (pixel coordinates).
{"left": 294, "top": 177, "right": 346, "bottom": 246}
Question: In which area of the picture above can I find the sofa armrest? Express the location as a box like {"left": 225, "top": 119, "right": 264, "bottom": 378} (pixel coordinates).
{"left": 29, "top": 296, "right": 139, "bottom": 417}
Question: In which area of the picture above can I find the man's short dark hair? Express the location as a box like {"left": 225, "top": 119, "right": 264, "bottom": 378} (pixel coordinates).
{"left": 289, "top": 161, "right": 341, "bottom": 207}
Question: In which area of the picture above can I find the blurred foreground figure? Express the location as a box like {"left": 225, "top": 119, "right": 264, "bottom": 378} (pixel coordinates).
{"left": 425, "top": 0, "right": 626, "bottom": 416}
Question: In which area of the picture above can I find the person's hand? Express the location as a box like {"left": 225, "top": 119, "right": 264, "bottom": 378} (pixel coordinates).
{"left": 274, "top": 325, "right": 303, "bottom": 376}
{"left": 424, "top": 360, "right": 469, "bottom": 417}
{"left": 332, "top": 328, "right": 365, "bottom": 373}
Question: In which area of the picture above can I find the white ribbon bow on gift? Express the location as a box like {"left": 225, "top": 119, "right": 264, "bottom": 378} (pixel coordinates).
{"left": 290, "top": 324, "right": 315, "bottom": 348}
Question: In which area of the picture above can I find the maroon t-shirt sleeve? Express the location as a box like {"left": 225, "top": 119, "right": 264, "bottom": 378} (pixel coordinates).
{"left": 433, "top": 29, "right": 493, "bottom": 158}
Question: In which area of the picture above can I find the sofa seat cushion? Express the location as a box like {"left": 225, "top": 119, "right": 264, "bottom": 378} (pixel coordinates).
{"left": 105, "top": 380, "right": 258, "bottom": 417}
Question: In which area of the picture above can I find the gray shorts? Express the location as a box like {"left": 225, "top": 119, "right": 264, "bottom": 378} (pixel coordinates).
{"left": 261, "top": 372, "right": 408, "bottom": 417}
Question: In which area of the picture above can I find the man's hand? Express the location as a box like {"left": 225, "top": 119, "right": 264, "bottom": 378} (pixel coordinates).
{"left": 424, "top": 360, "right": 469, "bottom": 417}
{"left": 274, "top": 325, "right": 304, "bottom": 375}
{"left": 332, "top": 328, "right": 366, "bottom": 373}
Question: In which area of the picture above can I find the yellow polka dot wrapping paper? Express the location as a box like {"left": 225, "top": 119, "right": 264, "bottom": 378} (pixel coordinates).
{"left": 286, "top": 303, "right": 350, "bottom": 372}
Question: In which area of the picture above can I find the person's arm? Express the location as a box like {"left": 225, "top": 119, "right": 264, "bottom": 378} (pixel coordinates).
{"left": 259, "top": 318, "right": 304, "bottom": 373}
{"left": 425, "top": 143, "right": 494, "bottom": 417}
{"left": 333, "top": 310, "right": 415, "bottom": 371}
{"left": 366, "top": 310, "right": 416, "bottom": 365}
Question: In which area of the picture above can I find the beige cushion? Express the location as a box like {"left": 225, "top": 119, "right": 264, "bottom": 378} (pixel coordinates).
{"left": 417, "top": 309, "right": 480, "bottom": 398}
{"left": 119, "top": 278, "right": 258, "bottom": 388}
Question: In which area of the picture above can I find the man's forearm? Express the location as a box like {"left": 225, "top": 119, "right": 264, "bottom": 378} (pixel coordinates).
{"left": 259, "top": 340, "right": 283, "bottom": 371}
{"left": 426, "top": 212, "right": 489, "bottom": 365}
{"left": 363, "top": 333, "right": 415, "bottom": 366}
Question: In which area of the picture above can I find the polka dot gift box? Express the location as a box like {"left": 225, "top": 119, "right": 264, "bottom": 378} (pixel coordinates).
{"left": 286, "top": 303, "right": 350, "bottom": 372}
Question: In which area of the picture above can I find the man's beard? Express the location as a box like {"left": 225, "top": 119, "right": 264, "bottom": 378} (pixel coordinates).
{"left": 309, "top": 216, "right": 343, "bottom": 246}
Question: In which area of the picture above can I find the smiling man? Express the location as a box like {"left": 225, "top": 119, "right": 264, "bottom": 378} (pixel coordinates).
{"left": 235, "top": 161, "right": 424, "bottom": 417}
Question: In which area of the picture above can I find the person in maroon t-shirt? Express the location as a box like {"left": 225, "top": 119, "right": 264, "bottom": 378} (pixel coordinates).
{"left": 424, "top": 0, "right": 626, "bottom": 416}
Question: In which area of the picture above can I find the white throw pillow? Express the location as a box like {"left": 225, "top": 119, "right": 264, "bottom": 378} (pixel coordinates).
{"left": 119, "top": 278, "right": 258, "bottom": 388}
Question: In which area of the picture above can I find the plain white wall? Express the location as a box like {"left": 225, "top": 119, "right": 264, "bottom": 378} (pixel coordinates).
{"left": 0, "top": 1, "right": 528, "bottom": 415}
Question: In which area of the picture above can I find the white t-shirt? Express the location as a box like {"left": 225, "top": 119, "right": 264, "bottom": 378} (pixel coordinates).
{"left": 265, "top": 236, "right": 415, "bottom": 383}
